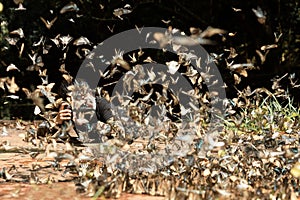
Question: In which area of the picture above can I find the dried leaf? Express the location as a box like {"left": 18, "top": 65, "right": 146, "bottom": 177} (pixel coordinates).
{"left": 166, "top": 61, "right": 180, "bottom": 75}
{"left": 73, "top": 36, "right": 91, "bottom": 46}
{"left": 291, "top": 162, "right": 300, "bottom": 178}
{"left": 113, "top": 4, "right": 132, "bottom": 20}
{"left": 34, "top": 105, "right": 41, "bottom": 115}
{"left": 40, "top": 16, "right": 57, "bottom": 29}
{"left": 6, "top": 63, "right": 20, "bottom": 72}
{"left": 6, "top": 77, "right": 19, "bottom": 93}
{"left": 199, "top": 26, "right": 227, "bottom": 38}
{"left": 10, "top": 28, "right": 24, "bottom": 38}
{"left": 60, "top": 2, "right": 79, "bottom": 14}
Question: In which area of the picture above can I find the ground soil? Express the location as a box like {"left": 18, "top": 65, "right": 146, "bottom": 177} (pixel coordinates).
{"left": 0, "top": 121, "right": 164, "bottom": 200}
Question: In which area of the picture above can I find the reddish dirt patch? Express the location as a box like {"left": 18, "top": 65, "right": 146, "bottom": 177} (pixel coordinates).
{"left": 0, "top": 182, "right": 164, "bottom": 200}
{"left": 0, "top": 121, "right": 164, "bottom": 200}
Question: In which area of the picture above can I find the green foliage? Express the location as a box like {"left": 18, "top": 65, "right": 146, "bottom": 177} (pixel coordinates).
{"left": 223, "top": 88, "right": 300, "bottom": 135}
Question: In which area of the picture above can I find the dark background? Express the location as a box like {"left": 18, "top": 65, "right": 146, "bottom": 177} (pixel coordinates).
{"left": 0, "top": 0, "right": 299, "bottom": 119}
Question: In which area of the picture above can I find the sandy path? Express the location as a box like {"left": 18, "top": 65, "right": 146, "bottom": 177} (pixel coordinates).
{"left": 0, "top": 121, "right": 164, "bottom": 200}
